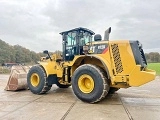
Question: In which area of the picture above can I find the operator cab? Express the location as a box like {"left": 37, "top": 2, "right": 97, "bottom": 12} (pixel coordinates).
{"left": 60, "top": 27, "right": 95, "bottom": 61}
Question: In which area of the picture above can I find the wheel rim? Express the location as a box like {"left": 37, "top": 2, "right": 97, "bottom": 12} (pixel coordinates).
{"left": 78, "top": 74, "right": 94, "bottom": 93}
{"left": 30, "top": 73, "right": 40, "bottom": 87}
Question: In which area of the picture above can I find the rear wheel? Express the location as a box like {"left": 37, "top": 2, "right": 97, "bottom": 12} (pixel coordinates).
{"left": 72, "top": 64, "right": 110, "bottom": 103}
{"left": 27, "top": 65, "right": 51, "bottom": 94}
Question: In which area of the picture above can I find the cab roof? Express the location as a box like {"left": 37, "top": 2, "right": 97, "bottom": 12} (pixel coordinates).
{"left": 59, "top": 27, "right": 95, "bottom": 35}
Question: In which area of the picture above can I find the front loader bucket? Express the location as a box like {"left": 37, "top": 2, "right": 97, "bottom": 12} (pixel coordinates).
{"left": 5, "top": 65, "right": 31, "bottom": 91}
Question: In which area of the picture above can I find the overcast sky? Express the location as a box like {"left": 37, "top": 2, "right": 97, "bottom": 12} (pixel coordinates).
{"left": 0, "top": 0, "right": 160, "bottom": 53}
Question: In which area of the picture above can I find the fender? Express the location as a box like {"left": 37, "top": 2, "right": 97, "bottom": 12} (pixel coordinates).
{"left": 72, "top": 55, "right": 113, "bottom": 79}
{"left": 39, "top": 61, "right": 57, "bottom": 77}
{"left": 90, "top": 55, "right": 112, "bottom": 79}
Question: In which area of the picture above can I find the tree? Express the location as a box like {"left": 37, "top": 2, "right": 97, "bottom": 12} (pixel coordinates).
{"left": 145, "top": 52, "right": 160, "bottom": 63}
{"left": 0, "top": 39, "right": 50, "bottom": 65}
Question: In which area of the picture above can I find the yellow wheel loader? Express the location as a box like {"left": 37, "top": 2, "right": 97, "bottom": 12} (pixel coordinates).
{"left": 27, "top": 27, "right": 156, "bottom": 103}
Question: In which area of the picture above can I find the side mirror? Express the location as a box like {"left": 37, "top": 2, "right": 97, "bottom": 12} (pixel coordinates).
{"left": 43, "top": 50, "right": 52, "bottom": 61}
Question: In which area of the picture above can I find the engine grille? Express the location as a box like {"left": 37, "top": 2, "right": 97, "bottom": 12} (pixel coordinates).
{"left": 111, "top": 44, "right": 123, "bottom": 74}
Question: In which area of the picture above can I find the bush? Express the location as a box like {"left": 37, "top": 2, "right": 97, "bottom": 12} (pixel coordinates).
{"left": 0, "top": 66, "right": 11, "bottom": 74}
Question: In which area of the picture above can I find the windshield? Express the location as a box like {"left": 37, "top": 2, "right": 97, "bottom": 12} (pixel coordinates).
{"left": 67, "top": 31, "right": 77, "bottom": 46}
{"left": 79, "top": 31, "right": 92, "bottom": 46}
{"left": 66, "top": 31, "right": 92, "bottom": 46}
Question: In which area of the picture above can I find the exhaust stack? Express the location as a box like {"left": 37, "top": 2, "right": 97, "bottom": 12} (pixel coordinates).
{"left": 104, "top": 27, "right": 111, "bottom": 41}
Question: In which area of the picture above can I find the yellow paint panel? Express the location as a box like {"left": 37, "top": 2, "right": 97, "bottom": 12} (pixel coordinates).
{"left": 129, "top": 66, "right": 156, "bottom": 86}
{"left": 40, "top": 61, "right": 57, "bottom": 76}
{"left": 109, "top": 40, "right": 136, "bottom": 76}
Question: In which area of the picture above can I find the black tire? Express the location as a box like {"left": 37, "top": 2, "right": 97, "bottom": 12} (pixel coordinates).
{"left": 27, "top": 65, "right": 51, "bottom": 94}
{"left": 56, "top": 80, "right": 71, "bottom": 88}
{"left": 72, "top": 64, "right": 110, "bottom": 103}
{"left": 108, "top": 87, "right": 120, "bottom": 94}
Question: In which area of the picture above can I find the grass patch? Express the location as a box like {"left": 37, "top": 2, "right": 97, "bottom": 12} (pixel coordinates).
{"left": 0, "top": 66, "right": 10, "bottom": 74}
{"left": 148, "top": 63, "right": 160, "bottom": 75}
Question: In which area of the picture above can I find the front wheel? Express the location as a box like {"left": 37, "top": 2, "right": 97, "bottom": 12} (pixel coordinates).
{"left": 72, "top": 64, "right": 110, "bottom": 103}
{"left": 27, "top": 65, "right": 51, "bottom": 94}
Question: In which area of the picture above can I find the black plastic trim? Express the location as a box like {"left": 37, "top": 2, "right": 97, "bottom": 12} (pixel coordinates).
{"left": 47, "top": 74, "right": 58, "bottom": 85}
{"left": 130, "top": 41, "right": 147, "bottom": 68}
